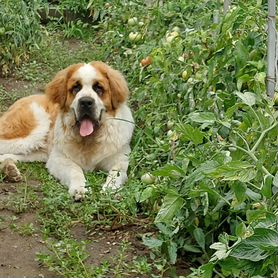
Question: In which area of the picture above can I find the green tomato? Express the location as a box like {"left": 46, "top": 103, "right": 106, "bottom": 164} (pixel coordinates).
{"left": 0, "top": 27, "right": 5, "bottom": 36}
{"left": 127, "top": 17, "right": 138, "bottom": 26}
{"left": 141, "top": 173, "right": 156, "bottom": 184}
{"left": 154, "top": 126, "right": 160, "bottom": 134}
{"left": 182, "top": 70, "right": 188, "bottom": 80}
{"left": 128, "top": 32, "right": 141, "bottom": 42}
{"left": 274, "top": 93, "right": 278, "bottom": 106}
{"left": 167, "top": 120, "right": 174, "bottom": 129}
{"left": 172, "top": 26, "right": 180, "bottom": 33}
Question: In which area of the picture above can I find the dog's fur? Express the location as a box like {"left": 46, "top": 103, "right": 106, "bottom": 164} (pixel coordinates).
{"left": 0, "top": 62, "right": 134, "bottom": 200}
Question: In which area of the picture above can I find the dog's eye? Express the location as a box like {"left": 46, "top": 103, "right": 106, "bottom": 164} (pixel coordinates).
{"left": 72, "top": 83, "right": 82, "bottom": 94}
{"left": 93, "top": 84, "right": 104, "bottom": 96}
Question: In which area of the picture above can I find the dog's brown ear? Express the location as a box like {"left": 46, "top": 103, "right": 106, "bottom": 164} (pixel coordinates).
{"left": 92, "top": 61, "right": 129, "bottom": 110}
{"left": 108, "top": 67, "right": 129, "bottom": 110}
{"left": 45, "top": 68, "right": 68, "bottom": 107}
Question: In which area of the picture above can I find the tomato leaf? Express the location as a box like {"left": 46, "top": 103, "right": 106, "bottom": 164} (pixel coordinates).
{"left": 230, "top": 228, "right": 278, "bottom": 261}
{"left": 193, "top": 227, "right": 206, "bottom": 250}
{"left": 208, "top": 161, "right": 256, "bottom": 182}
{"left": 155, "top": 191, "right": 184, "bottom": 223}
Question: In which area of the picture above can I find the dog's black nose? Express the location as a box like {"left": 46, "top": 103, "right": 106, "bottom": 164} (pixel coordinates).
{"left": 79, "top": 97, "right": 94, "bottom": 108}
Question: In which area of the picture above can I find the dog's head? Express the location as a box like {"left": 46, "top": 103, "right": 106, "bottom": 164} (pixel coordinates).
{"left": 45, "top": 61, "right": 129, "bottom": 137}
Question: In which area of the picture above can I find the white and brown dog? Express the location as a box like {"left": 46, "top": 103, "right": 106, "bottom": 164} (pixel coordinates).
{"left": 0, "top": 61, "right": 134, "bottom": 200}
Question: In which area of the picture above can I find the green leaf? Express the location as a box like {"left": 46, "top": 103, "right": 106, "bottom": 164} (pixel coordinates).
{"left": 235, "top": 222, "right": 247, "bottom": 237}
{"left": 226, "top": 104, "right": 240, "bottom": 118}
{"left": 232, "top": 182, "right": 247, "bottom": 203}
{"left": 253, "top": 212, "right": 276, "bottom": 229}
{"left": 140, "top": 187, "right": 154, "bottom": 202}
{"left": 246, "top": 209, "right": 266, "bottom": 224}
{"left": 183, "top": 244, "right": 202, "bottom": 253}
{"left": 235, "top": 41, "right": 249, "bottom": 68}
{"left": 153, "top": 164, "right": 185, "bottom": 178}
{"left": 184, "top": 160, "right": 219, "bottom": 190}
{"left": 188, "top": 112, "right": 216, "bottom": 124}
{"left": 245, "top": 188, "right": 261, "bottom": 201}
{"left": 230, "top": 228, "right": 278, "bottom": 261}
{"left": 208, "top": 161, "right": 256, "bottom": 182}
{"left": 254, "top": 72, "right": 266, "bottom": 84}
{"left": 200, "top": 262, "right": 214, "bottom": 278}
{"left": 156, "top": 223, "right": 179, "bottom": 236}
{"left": 273, "top": 171, "right": 278, "bottom": 187}
{"left": 235, "top": 91, "right": 256, "bottom": 106}
{"left": 193, "top": 228, "right": 206, "bottom": 250}
{"left": 168, "top": 241, "right": 177, "bottom": 264}
{"left": 261, "top": 175, "right": 273, "bottom": 198}
{"left": 178, "top": 124, "right": 204, "bottom": 145}
{"left": 142, "top": 236, "right": 163, "bottom": 249}
{"left": 155, "top": 191, "right": 184, "bottom": 223}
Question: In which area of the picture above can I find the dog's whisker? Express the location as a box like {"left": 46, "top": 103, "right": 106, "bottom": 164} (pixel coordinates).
{"left": 104, "top": 117, "right": 135, "bottom": 125}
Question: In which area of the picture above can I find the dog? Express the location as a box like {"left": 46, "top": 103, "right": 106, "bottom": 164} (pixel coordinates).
{"left": 0, "top": 61, "right": 134, "bottom": 200}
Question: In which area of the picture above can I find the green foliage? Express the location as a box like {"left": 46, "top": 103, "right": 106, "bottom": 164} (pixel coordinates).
{"left": 0, "top": 0, "right": 43, "bottom": 75}
{"left": 89, "top": 0, "right": 276, "bottom": 277}
{"left": 37, "top": 239, "right": 110, "bottom": 278}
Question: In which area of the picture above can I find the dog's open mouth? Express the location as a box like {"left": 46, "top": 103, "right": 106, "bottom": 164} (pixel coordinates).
{"left": 79, "top": 118, "right": 99, "bottom": 137}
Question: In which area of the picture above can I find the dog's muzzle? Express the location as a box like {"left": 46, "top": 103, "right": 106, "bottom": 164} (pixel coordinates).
{"left": 77, "top": 97, "right": 100, "bottom": 137}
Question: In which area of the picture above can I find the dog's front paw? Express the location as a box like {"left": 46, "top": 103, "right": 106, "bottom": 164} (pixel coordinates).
{"left": 69, "top": 186, "right": 88, "bottom": 201}
{"left": 102, "top": 172, "right": 127, "bottom": 192}
{"left": 102, "top": 180, "right": 122, "bottom": 192}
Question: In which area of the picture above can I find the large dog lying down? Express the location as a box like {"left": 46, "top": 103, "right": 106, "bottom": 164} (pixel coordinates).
{"left": 0, "top": 62, "right": 134, "bottom": 200}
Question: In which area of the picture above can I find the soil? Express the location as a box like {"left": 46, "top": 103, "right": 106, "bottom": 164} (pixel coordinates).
{"left": 0, "top": 210, "right": 57, "bottom": 278}
{"left": 0, "top": 178, "right": 151, "bottom": 278}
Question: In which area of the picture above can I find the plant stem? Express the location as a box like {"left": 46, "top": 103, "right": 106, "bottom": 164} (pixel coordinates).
{"left": 251, "top": 122, "right": 278, "bottom": 153}
{"left": 250, "top": 106, "right": 264, "bottom": 130}
{"left": 233, "top": 130, "right": 251, "bottom": 151}
{"left": 214, "top": 269, "right": 226, "bottom": 278}
{"left": 227, "top": 144, "right": 273, "bottom": 177}
{"left": 77, "top": 253, "right": 89, "bottom": 278}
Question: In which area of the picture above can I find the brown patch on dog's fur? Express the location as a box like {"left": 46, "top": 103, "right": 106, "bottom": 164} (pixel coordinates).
{"left": 91, "top": 61, "right": 129, "bottom": 113}
{"left": 0, "top": 95, "right": 60, "bottom": 140}
{"left": 45, "top": 64, "right": 83, "bottom": 111}
{"left": 0, "top": 97, "right": 37, "bottom": 139}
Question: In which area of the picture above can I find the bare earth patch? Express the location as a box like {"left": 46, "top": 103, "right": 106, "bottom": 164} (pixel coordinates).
{"left": 0, "top": 180, "right": 151, "bottom": 278}
{"left": 0, "top": 210, "right": 57, "bottom": 278}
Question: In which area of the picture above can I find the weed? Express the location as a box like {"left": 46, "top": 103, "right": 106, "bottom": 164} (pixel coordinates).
{"left": 16, "top": 223, "right": 36, "bottom": 236}
{"left": 0, "top": 0, "right": 43, "bottom": 75}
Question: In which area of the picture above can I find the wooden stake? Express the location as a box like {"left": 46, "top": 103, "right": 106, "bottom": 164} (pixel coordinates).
{"left": 224, "top": 0, "right": 231, "bottom": 14}
{"left": 267, "top": 0, "right": 276, "bottom": 98}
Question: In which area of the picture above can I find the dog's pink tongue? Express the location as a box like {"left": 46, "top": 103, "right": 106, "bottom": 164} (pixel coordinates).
{"left": 80, "top": 119, "right": 94, "bottom": 137}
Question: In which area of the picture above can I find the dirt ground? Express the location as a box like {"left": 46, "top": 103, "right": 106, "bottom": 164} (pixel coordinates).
{"left": 0, "top": 209, "right": 56, "bottom": 278}
{"left": 0, "top": 180, "right": 150, "bottom": 278}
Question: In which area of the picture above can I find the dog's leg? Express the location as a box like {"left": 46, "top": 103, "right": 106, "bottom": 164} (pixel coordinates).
{"left": 46, "top": 150, "right": 87, "bottom": 200}
{"left": 100, "top": 145, "right": 130, "bottom": 191}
